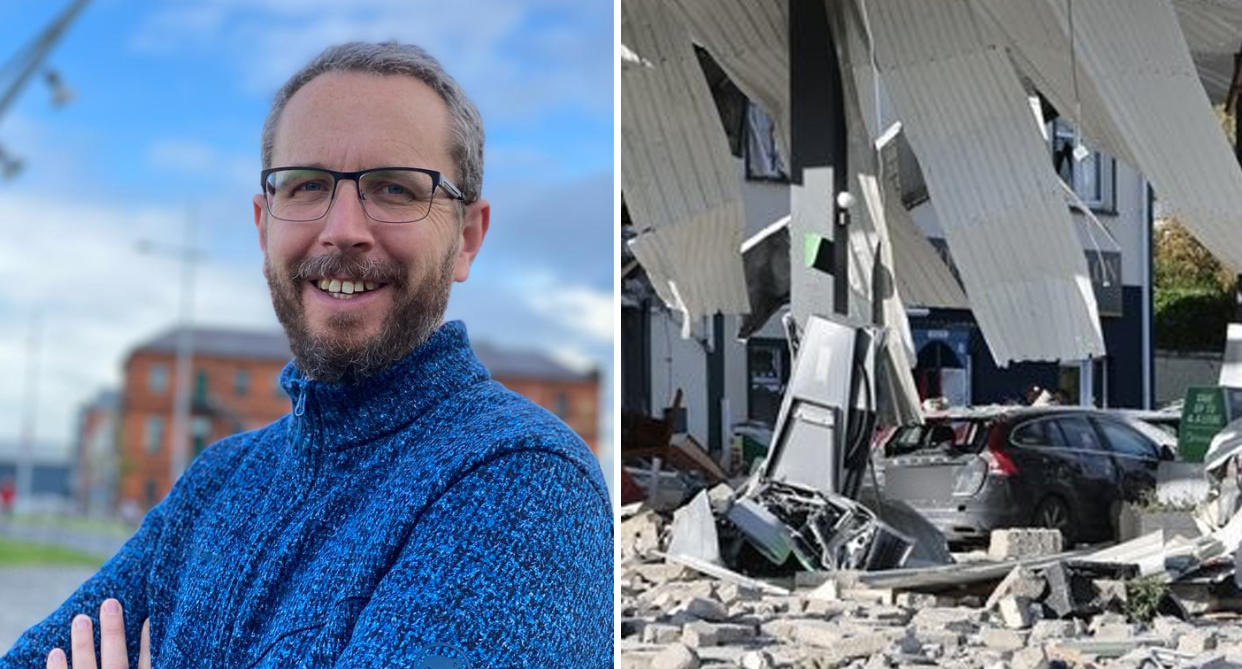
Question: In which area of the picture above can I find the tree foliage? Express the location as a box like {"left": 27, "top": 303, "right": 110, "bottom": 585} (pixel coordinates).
{"left": 1154, "top": 217, "right": 1236, "bottom": 351}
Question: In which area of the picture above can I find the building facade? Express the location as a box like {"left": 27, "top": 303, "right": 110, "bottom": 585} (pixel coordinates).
{"left": 115, "top": 327, "right": 600, "bottom": 511}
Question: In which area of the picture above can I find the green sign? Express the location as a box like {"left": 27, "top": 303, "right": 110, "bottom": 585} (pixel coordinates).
{"left": 1180, "top": 386, "right": 1231, "bottom": 463}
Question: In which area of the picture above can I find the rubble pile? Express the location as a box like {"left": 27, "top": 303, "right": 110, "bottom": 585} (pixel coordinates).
{"left": 620, "top": 510, "right": 1242, "bottom": 669}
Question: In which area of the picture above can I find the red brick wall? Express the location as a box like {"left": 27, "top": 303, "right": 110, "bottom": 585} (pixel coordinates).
{"left": 496, "top": 376, "right": 600, "bottom": 454}
{"left": 118, "top": 351, "right": 290, "bottom": 509}
{"left": 119, "top": 352, "right": 602, "bottom": 509}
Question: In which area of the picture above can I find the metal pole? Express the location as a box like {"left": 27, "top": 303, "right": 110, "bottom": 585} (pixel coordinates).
{"left": 169, "top": 207, "right": 196, "bottom": 487}
{"left": 0, "top": 0, "right": 90, "bottom": 122}
{"left": 789, "top": 0, "right": 849, "bottom": 320}
{"left": 16, "top": 312, "right": 42, "bottom": 512}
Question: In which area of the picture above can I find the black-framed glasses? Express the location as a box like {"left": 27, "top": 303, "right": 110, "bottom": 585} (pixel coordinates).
{"left": 260, "top": 166, "right": 465, "bottom": 224}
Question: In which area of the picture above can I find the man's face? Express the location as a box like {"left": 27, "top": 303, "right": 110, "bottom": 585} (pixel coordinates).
{"left": 253, "top": 71, "right": 489, "bottom": 382}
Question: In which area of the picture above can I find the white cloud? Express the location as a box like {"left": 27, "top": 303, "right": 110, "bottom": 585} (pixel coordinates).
{"left": 0, "top": 193, "right": 279, "bottom": 448}
{"left": 525, "top": 282, "right": 614, "bottom": 346}
{"left": 147, "top": 139, "right": 257, "bottom": 192}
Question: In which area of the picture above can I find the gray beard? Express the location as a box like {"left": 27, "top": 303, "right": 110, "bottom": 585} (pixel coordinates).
{"left": 265, "top": 245, "right": 456, "bottom": 384}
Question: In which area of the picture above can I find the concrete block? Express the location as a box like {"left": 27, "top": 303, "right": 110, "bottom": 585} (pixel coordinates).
{"left": 1092, "top": 622, "right": 1140, "bottom": 640}
{"left": 1180, "top": 630, "right": 1221, "bottom": 655}
{"left": 1030, "top": 619, "right": 1081, "bottom": 642}
{"left": 988, "top": 529, "right": 1062, "bottom": 560}
{"left": 986, "top": 566, "right": 1047, "bottom": 610}
{"left": 716, "top": 582, "right": 761, "bottom": 606}
{"left": 1009, "top": 646, "right": 1049, "bottom": 669}
{"left": 979, "top": 627, "right": 1029, "bottom": 651}
{"left": 785, "top": 619, "right": 846, "bottom": 647}
{"left": 644, "top": 624, "right": 683, "bottom": 644}
{"left": 1041, "top": 561, "right": 1099, "bottom": 619}
{"left": 895, "top": 592, "right": 938, "bottom": 609}
{"left": 740, "top": 650, "right": 774, "bottom": 669}
{"left": 651, "top": 643, "right": 700, "bottom": 669}
{"left": 671, "top": 596, "right": 729, "bottom": 622}
{"left": 680, "top": 621, "right": 756, "bottom": 648}
{"left": 911, "top": 607, "right": 984, "bottom": 633}
{"left": 998, "top": 596, "right": 1034, "bottom": 630}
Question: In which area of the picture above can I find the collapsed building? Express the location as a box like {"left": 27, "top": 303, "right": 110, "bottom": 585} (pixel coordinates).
{"left": 621, "top": 0, "right": 1242, "bottom": 667}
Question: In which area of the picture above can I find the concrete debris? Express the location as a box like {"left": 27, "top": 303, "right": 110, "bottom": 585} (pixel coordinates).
{"left": 667, "top": 490, "right": 722, "bottom": 565}
{"left": 1041, "top": 561, "right": 1101, "bottom": 619}
{"left": 621, "top": 545, "right": 1242, "bottom": 669}
{"left": 650, "top": 643, "right": 700, "bottom": 669}
{"left": 988, "top": 528, "right": 1063, "bottom": 561}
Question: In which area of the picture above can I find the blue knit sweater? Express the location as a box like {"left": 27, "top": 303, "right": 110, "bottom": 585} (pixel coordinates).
{"left": 0, "top": 321, "right": 613, "bottom": 668}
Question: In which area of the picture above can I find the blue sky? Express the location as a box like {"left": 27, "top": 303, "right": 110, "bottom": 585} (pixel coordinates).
{"left": 0, "top": 1, "right": 614, "bottom": 466}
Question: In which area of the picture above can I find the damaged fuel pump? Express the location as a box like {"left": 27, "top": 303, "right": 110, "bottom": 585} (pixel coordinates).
{"left": 717, "top": 314, "right": 948, "bottom": 574}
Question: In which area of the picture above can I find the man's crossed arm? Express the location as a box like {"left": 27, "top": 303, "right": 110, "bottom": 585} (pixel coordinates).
{"left": 43, "top": 600, "right": 149, "bottom": 669}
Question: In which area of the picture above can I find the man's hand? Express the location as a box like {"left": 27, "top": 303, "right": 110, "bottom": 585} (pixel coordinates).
{"left": 45, "top": 598, "right": 150, "bottom": 669}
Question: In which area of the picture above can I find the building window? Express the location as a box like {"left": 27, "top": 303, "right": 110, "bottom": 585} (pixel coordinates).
{"left": 1049, "top": 119, "right": 1116, "bottom": 212}
{"left": 194, "top": 369, "right": 209, "bottom": 404}
{"left": 744, "top": 102, "right": 787, "bottom": 182}
{"left": 192, "top": 416, "right": 212, "bottom": 457}
{"left": 234, "top": 369, "right": 249, "bottom": 397}
{"left": 148, "top": 364, "right": 168, "bottom": 394}
{"left": 144, "top": 415, "right": 165, "bottom": 455}
{"left": 748, "top": 339, "right": 791, "bottom": 427}
{"left": 554, "top": 391, "right": 569, "bottom": 419}
{"left": 144, "top": 479, "right": 158, "bottom": 507}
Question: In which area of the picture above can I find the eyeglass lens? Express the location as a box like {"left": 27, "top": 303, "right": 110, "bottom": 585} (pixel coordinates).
{"left": 264, "top": 168, "right": 437, "bottom": 223}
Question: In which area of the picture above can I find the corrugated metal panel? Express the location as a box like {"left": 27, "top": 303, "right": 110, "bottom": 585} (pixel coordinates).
{"left": 840, "top": 3, "right": 970, "bottom": 312}
{"left": 667, "top": 0, "right": 790, "bottom": 156}
{"left": 1174, "top": 0, "right": 1242, "bottom": 103}
{"left": 622, "top": 0, "right": 750, "bottom": 324}
{"left": 866, "top": 0, "right": 1105, "bottom": 365}
{"left": 988, "top": 0, "right": 1242, "bottom": 272}
{"left": 973, "top": 1, "right": 1136, "bottom": 166}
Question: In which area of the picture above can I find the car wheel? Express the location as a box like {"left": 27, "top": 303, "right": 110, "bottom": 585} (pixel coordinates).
{"left": 1033, "top": 495, "right": 1075, "bottom": 546}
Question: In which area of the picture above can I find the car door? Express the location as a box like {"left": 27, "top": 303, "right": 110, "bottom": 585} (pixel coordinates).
{"left": 1092, "top": 417, "right": 1162, "bottom": 502}
{"left": 1048, "top": 415, "right": 1119, "bottom": 536}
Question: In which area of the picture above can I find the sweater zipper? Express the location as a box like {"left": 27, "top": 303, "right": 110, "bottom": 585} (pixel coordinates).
{"left": 219, "top": 380, "right": 319, "bottom": 664}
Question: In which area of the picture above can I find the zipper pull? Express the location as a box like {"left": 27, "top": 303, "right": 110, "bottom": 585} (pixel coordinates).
{"left": 294, "top": 383, "right": 308, "bottom": 417}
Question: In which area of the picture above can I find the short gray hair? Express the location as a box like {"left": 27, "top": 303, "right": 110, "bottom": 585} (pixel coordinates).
{"left": 261, "top": 41, "right": 484, "bottom": 203}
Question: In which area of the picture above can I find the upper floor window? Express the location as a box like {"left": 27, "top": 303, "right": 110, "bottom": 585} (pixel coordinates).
{"left": 234, "top": 369, "right": 250, "bottom": 397}
{"left": 147, "top": 363, "right": 168, "bottom": 394}
{"left": 744, "top": 103, "right": 787, "bottom": 182}
{"left": 194, "top": 369, "right": 209, "bottom": 404}
{"left": 144, "top": 415, "right": 165, "bottom": 455}
{"left": 1049, "top": 118, "right": 1116, "bottom": 212}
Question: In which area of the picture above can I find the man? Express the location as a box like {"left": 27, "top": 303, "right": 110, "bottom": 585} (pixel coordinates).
{"left": 1, "top": 42, "right": 612, "bottom": 668}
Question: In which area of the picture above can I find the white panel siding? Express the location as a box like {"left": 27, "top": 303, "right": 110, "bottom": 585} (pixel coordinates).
{"left": 668, "top": 0, "right": 790, "bottom": 156}
{"left": 622, "top": 0, "right": 750, "bottom": 324}
{"left": 990, "top": 0, "right": 1242, "bottom": 273}
{"left": 866, "top": 0, "right": 1105, "bottom": 365}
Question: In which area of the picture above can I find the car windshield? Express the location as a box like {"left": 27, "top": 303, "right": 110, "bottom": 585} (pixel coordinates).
{"left": 885, "top": 420, "right": 979, "bottom": 456}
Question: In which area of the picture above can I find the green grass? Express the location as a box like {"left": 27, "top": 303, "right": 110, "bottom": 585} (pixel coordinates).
{"left": 0, "top": 537, "right": 104, "bottom": 567}
{"left": 7, "top": 513, "right": 134, "bottom": 538}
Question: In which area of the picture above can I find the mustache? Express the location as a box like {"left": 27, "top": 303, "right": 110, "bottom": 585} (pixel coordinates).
{"left": 288, "top": 252, "right": 404, "bottom": 285}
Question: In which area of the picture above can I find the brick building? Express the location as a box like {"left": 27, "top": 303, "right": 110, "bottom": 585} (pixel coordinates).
{"left": 115, "top": 326, "right": 599, "bottom": 510}
{"left": 473, "top": 342, "right": 601, "bottom": 453}
{"left": 118, "top": 328, "right": 293, "bottom": 509}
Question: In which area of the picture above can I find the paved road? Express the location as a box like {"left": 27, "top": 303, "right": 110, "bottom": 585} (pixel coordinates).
{"left": 0, "top": 565, "right": 95, "bottom": 655}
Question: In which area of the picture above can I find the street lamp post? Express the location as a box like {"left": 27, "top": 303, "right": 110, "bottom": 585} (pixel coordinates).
{"left": 137, "top": 207, "right": 202, "bottom": 488}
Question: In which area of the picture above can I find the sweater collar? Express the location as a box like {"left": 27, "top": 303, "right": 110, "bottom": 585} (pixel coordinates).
{"left": 279, "top": 320, "right": 489, "bottom": 452}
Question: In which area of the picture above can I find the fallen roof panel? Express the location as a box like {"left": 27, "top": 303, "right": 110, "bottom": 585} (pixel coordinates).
{"left": 865, "top": 0, "right": 1105, "bottom": 365}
